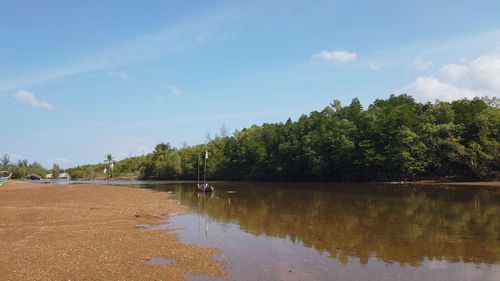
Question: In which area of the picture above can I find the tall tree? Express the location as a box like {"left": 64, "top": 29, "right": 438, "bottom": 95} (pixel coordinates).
{"left": 51, "top": 163, "right": 61, "bottom": 180}
{"left": 65, "top": 95, "right": 499, "bottom": 181}
{"left": 1, "top": 154, "right": 10, "bottom": 170}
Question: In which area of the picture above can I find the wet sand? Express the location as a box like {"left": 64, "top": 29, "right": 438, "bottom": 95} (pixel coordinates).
{"left": 435, "top": 181, "right": 500, "bottom": 187}
{"left": 0, "top": 181, "right": 225, "bottom": 281}
{"left": 403, "top": 180, "right": 500, "bottom": 188}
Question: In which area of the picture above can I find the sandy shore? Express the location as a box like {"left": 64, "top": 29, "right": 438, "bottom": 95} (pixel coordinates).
{"left": 435, "top": 181, "right": 500, "bottom": 187}
{"left": 0, "top": 181, "right": 225, "bottom": 281}
{"left": 395, "top": 180, "right": 500, "bottom": 188}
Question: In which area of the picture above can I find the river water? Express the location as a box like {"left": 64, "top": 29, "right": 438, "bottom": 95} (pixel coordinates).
{"left": 123, "top": 181, "right": 500, "bottom": 281}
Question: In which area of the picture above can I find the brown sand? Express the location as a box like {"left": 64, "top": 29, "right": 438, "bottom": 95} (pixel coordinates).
{"left": 400, "top": 180, "right": 500, "bottom": 188}
{"left": 434, "top": 181, "right": 500, "bottom": 187}
{"left": 0, "top": 181, "right": 226, "bottom": 281}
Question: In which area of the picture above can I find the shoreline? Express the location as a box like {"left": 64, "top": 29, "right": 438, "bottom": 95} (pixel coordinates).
{"left": 0, "top": 181, "right": 225, "bottom": 281}
{"left": 41, "top": 177, "right": 500, "bottom": 189}
{"left": 383, "top": 180, "right": 500, "bottom": 188}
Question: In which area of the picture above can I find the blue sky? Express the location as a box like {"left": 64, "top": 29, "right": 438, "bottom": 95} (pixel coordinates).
{"left": 1, "top": 0, "right": 500, "bottom": 168}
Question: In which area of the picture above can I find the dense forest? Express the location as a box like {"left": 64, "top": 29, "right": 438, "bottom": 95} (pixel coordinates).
{"left": 64, "top": 94, "right": 499, "bottom": 182}
{"left": 3, "top": 94, "right": 497, "bottom": 181}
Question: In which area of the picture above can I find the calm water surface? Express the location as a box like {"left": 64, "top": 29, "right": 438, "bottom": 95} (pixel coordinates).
{"left": 130, "top": 181, "right": 499, "bottom": 281}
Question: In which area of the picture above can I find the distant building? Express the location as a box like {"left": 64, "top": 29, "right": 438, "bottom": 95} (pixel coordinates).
{"left": 58, "top": 172, "right": 71, "bottom": 180}
{"left": 46, "top": 174, "right": 53, "bottom": 179}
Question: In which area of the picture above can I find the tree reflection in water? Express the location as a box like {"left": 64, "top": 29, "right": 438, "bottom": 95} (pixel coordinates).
{"left": 145, "top": 182, "right": 500, "bottom": 267}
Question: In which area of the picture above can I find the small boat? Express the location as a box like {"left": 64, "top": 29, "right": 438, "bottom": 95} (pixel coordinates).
{"left": 26, "top": 173, "right": 41, "bottom": 180}
{"left": 197, "top": 183, "right": 214, "bottom": 193}
{"left": 196, "top": 150, "right": 214, "bottom": 192}
{"left": 0, "top": 173, "right": 12, "bottom": 185}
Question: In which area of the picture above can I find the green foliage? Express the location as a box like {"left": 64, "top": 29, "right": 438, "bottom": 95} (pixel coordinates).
{"left": 51, "top": 163, "right": 61, "bottom": 178}
{"left": 141, "top": 143, "right": 181, "bottom": 179}
{"left": 67, "top": 163, "right": 104, "bottom": 179}
{"left": 1, "top": 154, "right": 10, "bottom": 170}
{"left": 66, "top": 95, "right": 500, "bottom": 181}
{"left": 9, "top": 161, "right": 49, "bottom": 179}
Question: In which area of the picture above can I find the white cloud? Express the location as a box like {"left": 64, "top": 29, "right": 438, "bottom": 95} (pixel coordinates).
{"left": 313, "top": 50, "right": 357, "bottom": 63}
{"left": 440, "top": 63, "right": 469, "bottom": 82}
{"left": 401, "top": 52, "right": 500, "bottom": 101}
{"left": 403, "top": 77, "right": 477, "bottom": 101}
{"left": 161, "top": 83, "right": 182, "bottom": 95}
{"left": 108, "top": 72, "right": 130, "bottom": 79}
{"left": 11, "top": 90, "right": 53, "bottom": 109}
{"left": 468, "top": 53, "right": 500, "bottom": 92}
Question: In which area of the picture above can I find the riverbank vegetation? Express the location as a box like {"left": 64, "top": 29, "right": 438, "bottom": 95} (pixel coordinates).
{"left": 1, "top": 155, "right": 49, "bottom": 179}
{"left": 65, "top": 94, "right": 498, "bottom": 181}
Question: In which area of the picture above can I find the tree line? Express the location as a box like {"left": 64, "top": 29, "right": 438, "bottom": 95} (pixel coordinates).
{"left": 0, "top": 155, "right": 64, "bottom": 179}
{"left": 65, "top": 95, "right": 500, "bottom": 181}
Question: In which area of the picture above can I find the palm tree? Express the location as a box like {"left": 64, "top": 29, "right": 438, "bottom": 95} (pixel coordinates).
{"left": 105, "top": 154, "right": 114, "bottom": 179}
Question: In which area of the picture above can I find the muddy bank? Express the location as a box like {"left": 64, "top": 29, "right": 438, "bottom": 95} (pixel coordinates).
{"left": 0, "top": 181, "right": 225, "bottom": 281}
{"left": 385, "top": 180, "right": 500, "bottom": 188}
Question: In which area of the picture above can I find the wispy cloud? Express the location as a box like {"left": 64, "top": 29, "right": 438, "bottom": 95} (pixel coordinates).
{"left": 369, "top": 60, "right": 391, "bottom": 70}
{"left": 161, "top": 83, "right": 182, "bottom": 95}
{"left": 11, "top": 90, "right": 53, "bottom": 109}
{"left": 313, "top": 50, "right": 357, "bottom": 63}
{"left": 108, "top": 72, "right": 130, "bottom": 80}
{"left": 409, "top": 57, "right": 433, "bottom": 71}
{"left": 0, "top": 4, "right": 249, "bottom": 92}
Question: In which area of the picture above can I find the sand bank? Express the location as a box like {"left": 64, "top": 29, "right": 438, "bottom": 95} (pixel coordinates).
{"left": 397, "top": 180, "right": 500, "bottom": 188}
{"left": 0, "top": 181, "right": 225, "bottom": 281}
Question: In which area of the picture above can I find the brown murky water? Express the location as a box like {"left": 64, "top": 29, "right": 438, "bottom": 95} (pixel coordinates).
{"left": 137, "top": 182, "right": 500, "bottom": 281}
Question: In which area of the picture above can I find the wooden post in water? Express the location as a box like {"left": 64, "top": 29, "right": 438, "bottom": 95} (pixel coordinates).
{"left": 203, "top": 150, "right": 207, "bottom": 185}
